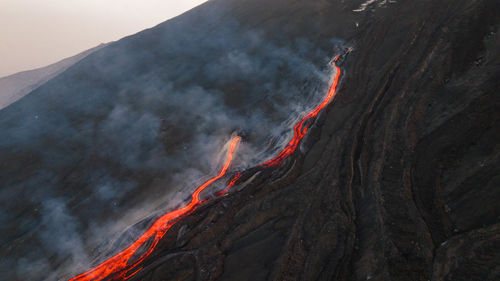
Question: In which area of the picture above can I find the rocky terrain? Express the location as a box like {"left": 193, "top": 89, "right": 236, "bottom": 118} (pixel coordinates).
{"left": 0, "top": 0, "right": 498, "bottom": 280}
{"left": 124, "top": 0, "right": 500, "bottom": 280}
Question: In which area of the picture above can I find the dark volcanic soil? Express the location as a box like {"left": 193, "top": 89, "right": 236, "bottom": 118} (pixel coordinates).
{"left": 1, "top": 0, "right": 499, "bottom": 280}
{"left": 124, "top": 0, "right": 500, "bottom": 281}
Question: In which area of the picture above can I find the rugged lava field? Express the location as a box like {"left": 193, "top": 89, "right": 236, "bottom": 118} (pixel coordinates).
{"left": 0, "top": 0, "right": 498, "bottom": 280}
{"left": 124, "top": 1, "right": 499, "bottom": 280}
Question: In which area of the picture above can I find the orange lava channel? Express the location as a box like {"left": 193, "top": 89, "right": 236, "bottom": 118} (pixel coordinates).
{"left": 69, "top": 54, "right": 343, "bottom": 281}
{"left": 69, "top": 137, "right": 241, "bottom": 281}
{"left": 259, "top": 55, "right": 341, "bottom": 167}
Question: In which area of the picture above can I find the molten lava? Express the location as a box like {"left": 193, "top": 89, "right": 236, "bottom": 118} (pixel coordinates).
{"left": 259, "top": 55, "right": 342, "bottom": 167}
{"left": 69, "top": 54, "right": 343, "bottom": 281}
{"left": 69, "top": 137, "right": 241, "bottom": 281}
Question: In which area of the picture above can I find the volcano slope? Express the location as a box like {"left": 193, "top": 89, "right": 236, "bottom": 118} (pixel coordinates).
{"left": 120, "top": 0, "right": 498, "bottom": 280}
{"left": 1, "top": 0, "right": 499, "bottom": 280}
{"left": 1, "top": 1, "right": 335, "bottom": 279}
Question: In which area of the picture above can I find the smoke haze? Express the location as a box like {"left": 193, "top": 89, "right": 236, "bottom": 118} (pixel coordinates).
{"left": 0, "top": 2, "right": 340, "bottom": 280}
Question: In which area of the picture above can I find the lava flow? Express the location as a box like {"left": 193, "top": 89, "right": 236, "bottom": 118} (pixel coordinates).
{"left": 69, "top": 53, "right": 344, "bottom": 281}
{"left": 259, "top": 55, "right": 342, "bottom": 167}
{"left": 69, "top": 137, "right": 241, "bottom": 281}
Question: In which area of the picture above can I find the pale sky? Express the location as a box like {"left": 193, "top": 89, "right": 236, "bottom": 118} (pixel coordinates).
{"left": 0, "top": 0, "right": 208, "bottom": 77}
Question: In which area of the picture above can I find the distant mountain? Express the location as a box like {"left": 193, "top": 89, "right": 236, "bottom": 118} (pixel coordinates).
{"left": 0, "top": 44, "right": 105, "bottom": 110}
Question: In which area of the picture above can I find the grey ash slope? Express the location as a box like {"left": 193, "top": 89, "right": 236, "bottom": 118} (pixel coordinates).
{"left": 121, "top": 0, "right": 499, "bottom": 281}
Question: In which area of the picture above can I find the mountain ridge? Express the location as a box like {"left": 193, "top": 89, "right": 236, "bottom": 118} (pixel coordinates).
{"left": 0, "top": 44, "right": 105, "bottom": 110}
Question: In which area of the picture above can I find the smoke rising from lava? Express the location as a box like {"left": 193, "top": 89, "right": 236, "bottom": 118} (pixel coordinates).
{"left": 0, "top": 4, "right": 343, "bottom": 280}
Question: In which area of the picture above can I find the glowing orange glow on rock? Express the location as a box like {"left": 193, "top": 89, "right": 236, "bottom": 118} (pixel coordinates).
{"left": 68, "top": 54, "right": 344, "bottom": 281}
{"left": 259, "top": 55, "right": 342, "bottom": 167}
{"left": 69, "top": 137, "right": 240, "bottom": 281}
{"left": 215, "top": 172, "right": 242, "bottom": 196}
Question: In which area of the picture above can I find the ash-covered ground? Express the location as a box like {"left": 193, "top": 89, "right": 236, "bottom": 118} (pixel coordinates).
{"left": 0, "top": 2, "right": 338, "bottom": 280}
{"left": 1, "top": 0, "right": 499, "bottom": 280}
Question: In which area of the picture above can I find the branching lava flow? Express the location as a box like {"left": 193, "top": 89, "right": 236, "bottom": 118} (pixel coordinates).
{"left": 69, "top": 53, "right": 344, "bottom": 281}
{"left": 69, "top": 138, "right": 241, "bottom": 281}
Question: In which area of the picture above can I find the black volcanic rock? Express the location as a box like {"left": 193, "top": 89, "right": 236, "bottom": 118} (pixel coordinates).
{"left": 125, "top": 0, "right": 499, "bottom": 281}
{"left": 0, "top": 1, "right": 333, "bottom": 280}
{"left": 1, "top": 0, "right": 499, "bottom": 280}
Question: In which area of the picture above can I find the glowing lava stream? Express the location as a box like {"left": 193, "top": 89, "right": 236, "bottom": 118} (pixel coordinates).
{"left": 69, "top": 55, "right": 343, "bottom": 281}
{"left": 259, "top": 55, "right": 342, "bottom": 168}
{"left": 69, "top": 138, "right": 241, "bottom": 281}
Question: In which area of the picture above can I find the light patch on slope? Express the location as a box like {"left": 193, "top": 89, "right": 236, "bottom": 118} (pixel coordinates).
{"left": 353, "top": 0, "right": 377, "bottom": 12}
{"left": 353, "top": 0, "right": 396, "bottom": 12}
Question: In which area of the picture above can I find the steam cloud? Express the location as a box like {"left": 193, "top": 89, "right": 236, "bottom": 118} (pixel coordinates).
{"left": 0, "top": 3, "right": 339, "bottom": 280}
